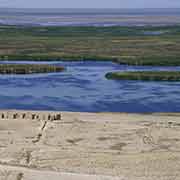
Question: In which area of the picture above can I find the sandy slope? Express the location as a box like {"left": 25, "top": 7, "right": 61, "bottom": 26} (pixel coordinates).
{"left": 0, "top": 110, "right": 179, "bottom": 180}
{"left": 0, "top": 164, "right": 123, "bottom": 180}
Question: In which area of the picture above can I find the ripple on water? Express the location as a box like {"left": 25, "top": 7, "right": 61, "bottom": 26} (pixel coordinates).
{"left": 0, "top": 61, "right": 180, "bottom": 112}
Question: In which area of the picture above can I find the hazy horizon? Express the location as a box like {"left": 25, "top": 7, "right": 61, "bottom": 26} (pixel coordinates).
{"left": 1, "top": 7, "right": 180, "bottom": 9}
{"left": 1, "top": 0, "right": 180, "bottom": 9}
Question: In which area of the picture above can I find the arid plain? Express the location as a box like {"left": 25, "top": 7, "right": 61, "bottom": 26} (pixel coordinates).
{"left": 0, "top": 110, "right": 179, "bottom": 180}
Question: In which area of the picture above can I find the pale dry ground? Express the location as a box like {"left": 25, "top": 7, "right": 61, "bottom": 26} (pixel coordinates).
{"left": 0, "top": 110, "right": 179, "bottom": 180}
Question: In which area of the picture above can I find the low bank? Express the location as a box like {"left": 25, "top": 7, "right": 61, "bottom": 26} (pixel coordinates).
{"left": 0, "top": 64, "right": 65, "bottom": 74}
{"left": 105, "top": 71, "right": 180, "bottom": 81}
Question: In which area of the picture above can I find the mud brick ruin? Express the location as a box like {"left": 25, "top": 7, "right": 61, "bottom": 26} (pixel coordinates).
{"left": 0, "top": 111, "right": 62, "bottom": 121}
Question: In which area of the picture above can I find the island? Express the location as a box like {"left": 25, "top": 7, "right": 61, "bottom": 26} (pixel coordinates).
{"left": 105, "top": 71, "right": 180, "bottom": 81}
{"left": 0, "top": 64, "right": 65, "bottom": 74}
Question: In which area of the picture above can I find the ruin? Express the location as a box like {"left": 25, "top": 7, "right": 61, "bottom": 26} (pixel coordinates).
{"left": 13, "top": 113, "right": 18, "bottom": 119}
{"left": 22, "top": 113, "right": 26, "bottom": 119}
{"left": 0, "top": 111, "right": 62, "bottom": 121}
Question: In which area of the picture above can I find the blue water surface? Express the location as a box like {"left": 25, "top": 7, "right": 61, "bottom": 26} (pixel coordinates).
{"left": 0, "top": 61, "right": 180, "bottom": 113}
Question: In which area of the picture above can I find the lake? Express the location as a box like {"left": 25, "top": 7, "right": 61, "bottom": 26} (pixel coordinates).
{"left": 0, "top": 61, "right": 180, "bottom": 112}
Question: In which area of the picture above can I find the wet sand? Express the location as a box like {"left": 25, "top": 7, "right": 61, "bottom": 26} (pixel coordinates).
{"left": 0, "top": 110, "right": 179, "bottom": 180}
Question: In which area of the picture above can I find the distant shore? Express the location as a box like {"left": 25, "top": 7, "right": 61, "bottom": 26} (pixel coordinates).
{"left": 0, "top": 8, "right": 180, "bottom": 27}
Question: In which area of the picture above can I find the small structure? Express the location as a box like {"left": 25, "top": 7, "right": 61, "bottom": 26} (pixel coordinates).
{"left": 56, "top": 114, "right": 61, "bottom": 120}
{"left": 22, "top": 113, "right": 26, "bottom": 119}
{"left": 13, "top": 113, "right": 18, "bottom": 119}
{"left": 48, "top": 115, "right": 51, "bottom": 121}
{"left": 50, "top": 113, "right": 62, "bottom": 121}
{"left": 1, "top": 114, "right": 4, "bottom": 119}
{"left": 32, "top": 114, "right": 36, "bottom": 120}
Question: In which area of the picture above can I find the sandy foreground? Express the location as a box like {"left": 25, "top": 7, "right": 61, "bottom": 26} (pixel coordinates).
{"left": 0, "top": 110, "right": 179, "bottom": 180}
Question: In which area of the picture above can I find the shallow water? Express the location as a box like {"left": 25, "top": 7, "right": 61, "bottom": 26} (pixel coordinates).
{"left": 0, "top": 61, "right": 180, "bottom": 112}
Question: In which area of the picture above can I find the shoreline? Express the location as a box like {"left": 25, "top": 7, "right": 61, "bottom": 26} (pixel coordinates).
{"left": 0, "top": 110, "right": 179, "bottom": 179}
{"left": 1, "top": 109, "right": 180, "bottom": 116}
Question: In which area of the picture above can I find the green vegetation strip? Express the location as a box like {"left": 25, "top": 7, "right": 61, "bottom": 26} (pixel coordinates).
{"left": 0, "top": 64, "right": 65, "bottom": 74}
{"left": 105, "top": 71, "right": 180, "bottom": 81}
{"left": 0, "top": 25, "right": 180, "bottom": 65}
